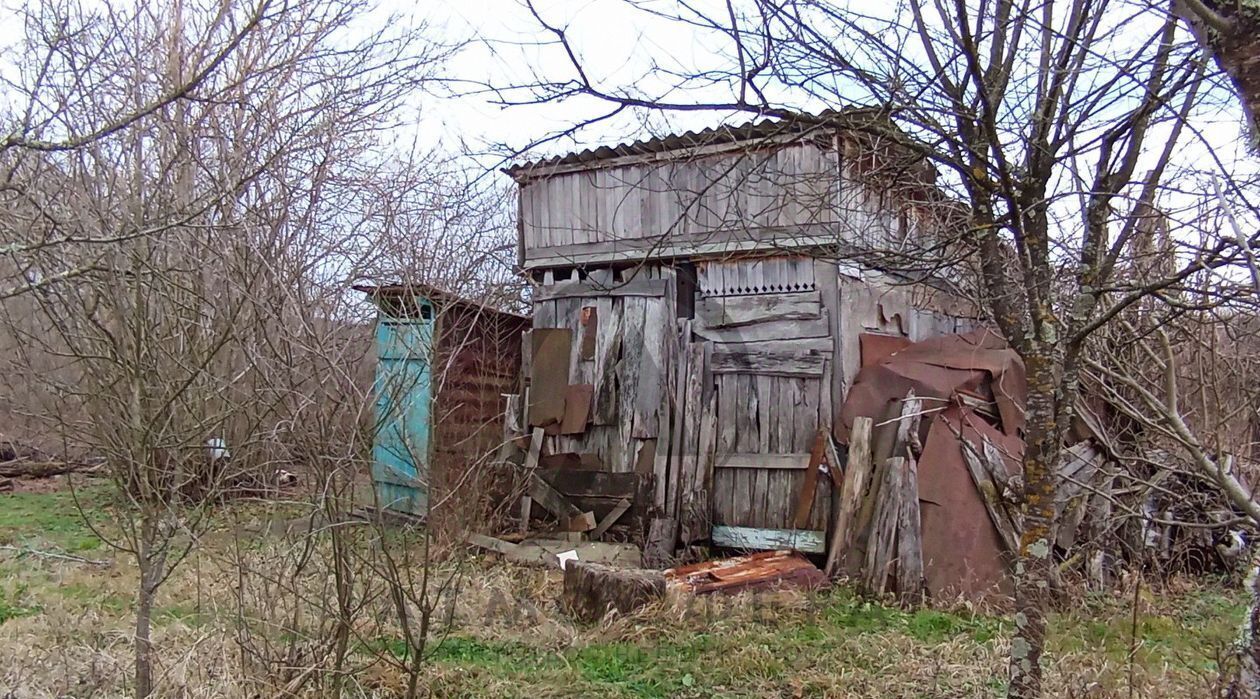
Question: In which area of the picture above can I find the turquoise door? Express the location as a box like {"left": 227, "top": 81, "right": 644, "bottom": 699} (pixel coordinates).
{"left": 372, "top": 310, "right": 432, "bottom": 517}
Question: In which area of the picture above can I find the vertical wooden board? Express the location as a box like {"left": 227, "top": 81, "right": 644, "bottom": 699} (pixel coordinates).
{"left": 616, "top": 297, "right": 646, "bottom": 464}
{"left": 591, "top": 297, "right": 622, "bottom": 424}
{"left": 576, "top": 170, "right": 596, "bottom": 246}
{"left": 814, "top": 259, "right": 841, "bottom": 436}
{"left": 632, "top": 295, "right": 670, "bottom": 438}
{"left": 528, "top": 328, "right": 573, "bottom": 428}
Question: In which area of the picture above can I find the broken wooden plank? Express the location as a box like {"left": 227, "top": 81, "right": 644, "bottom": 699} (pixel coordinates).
{"left": 466, "top": 533, "right": 520, "bottom": 555}
{"left": 590, "top": 498, "right": 632, "bottom": 539}
{"left": 709, "top": 349, "right": 827, "bottom": 377}
{"left": 862, "top": 457, "right": 904, "bottom": 596}
{"left": 792, "top": 429, "right": 830, "bottom": 530}
{"left": 665, "top": 550, "right": 827, "bottom": 595}
{"left": 560, "top": 384, "right": 594, "bottom": 435}
{"left": 524, "top": 427, "right": 545, "bottom": 470}
{"left": 528, "top": 471, "right": 582, "bottom": 520}
{"left": 896, "top": 457, "right": 924, "bottom": 605}
{"left": 825, "top": 416, "right": 873, "bottom": 578}
{"left": 710, "top": 526, "right": 826, "bottom": 554}
{"left": 692, "top": 314, "right": 831, "bottom": 343}
{"left": 528, "top": 329, "right": 573, "bottom": 426}
{"left": 567, "top": 511, "right": 597, "bottom": 532}
{"left": 694, "top": 292, "right": 822, "bottom": 329}
{"left": 707, "top": 453, "right": 813, "bottom": 470}
{"left": 960, "top": 441, "right": 1021, "bottom": 554}
{"left": 534, "top": 277, "right": 669, "bottom": 301}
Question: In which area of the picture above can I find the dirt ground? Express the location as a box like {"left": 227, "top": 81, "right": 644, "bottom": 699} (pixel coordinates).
{"left": 0, "top": 476, "right": 1247, "bottom": 698}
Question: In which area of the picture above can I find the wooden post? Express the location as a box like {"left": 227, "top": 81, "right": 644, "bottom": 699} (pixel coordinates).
{"left": 825, "top": 416, "right": 873, "bottom": 578}
{"left": 518, "top": 495, "right": 532, "bottom": 535}
{"left": 862, "top": 456, "right": 904, "bottom": 596}
{"left": 896, "top": 457, "right": 923, "bottom": 605}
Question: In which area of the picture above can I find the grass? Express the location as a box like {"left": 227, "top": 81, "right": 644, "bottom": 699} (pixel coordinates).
{"left": 0, "top": 486, "right": 1248, "bottom": 698}
{"left": 0, "top": 483, "right": 109, "bottom": 552}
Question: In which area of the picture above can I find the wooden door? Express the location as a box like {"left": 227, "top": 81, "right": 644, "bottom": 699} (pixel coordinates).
{"left": 372, "top": 309, "right": 433, "bottom": 517}
{"left": 693, "top": 257, "right": 833, "bottom": 552}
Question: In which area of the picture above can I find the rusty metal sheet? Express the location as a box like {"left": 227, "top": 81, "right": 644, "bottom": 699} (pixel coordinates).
{"left": 917, "top": 407, "right": 1012, "bottom": 600}
{"left": 859, "top": 333, "right": 911, "bottom": 368}
{"left": 664, "top": 550, "right": 828, "bottom": 595}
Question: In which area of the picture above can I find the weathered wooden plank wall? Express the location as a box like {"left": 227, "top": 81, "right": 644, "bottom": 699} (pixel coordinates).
{"left": 519, "top": 142, "right": 846, "bottom": 268}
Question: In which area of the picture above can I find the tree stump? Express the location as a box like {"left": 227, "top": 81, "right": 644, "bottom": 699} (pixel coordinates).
{"left": 561, "top": 561, "right": 665, "bottom": 622}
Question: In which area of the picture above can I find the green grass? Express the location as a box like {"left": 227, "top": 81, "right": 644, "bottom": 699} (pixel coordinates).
{"left": 0, "top": 485, "right": 110, "bottom": 552}
{"left": 0, "top": 584, "right": 41, "bottom": 624}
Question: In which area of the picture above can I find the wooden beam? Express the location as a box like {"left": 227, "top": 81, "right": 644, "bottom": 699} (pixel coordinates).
{"left": 709, "top": 349, "right": 827, "bottom": 377}
{"left": 590, "top": 498, "right": 632, "bottom": 539}
{"left": 528, "top": 472, "right": 582, "bottom": 520}
{"left": 695, "top": 292, "right": 822, "bottom": 329}
{"left": 693, "top": 314, "right": 831, "bottom": 344}
{"left": 534, "top": 278, "right": 668, "bottom": 300}
{"left": 707, "top": 453, "right": 813, "bottom": 470}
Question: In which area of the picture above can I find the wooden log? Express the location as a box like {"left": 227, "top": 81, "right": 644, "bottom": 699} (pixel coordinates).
{"left": 862, "top": 457, "right": 904, "bottom": 596}
{"left": 893, "top": 390, "right": 923, "bottom": 459}
{"left": 825, "top": 416, "right": 873, "bottom": 578}
{"left": 561, "top": 561, "right": 665, "bottom": 622}
{"left": 896, "top": 457, "right": 923, "bottom": 605}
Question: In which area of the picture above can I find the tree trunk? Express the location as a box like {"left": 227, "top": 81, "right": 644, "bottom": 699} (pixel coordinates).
{"left": 134, "top": 515, "right": 165, "bottom": 699}
{"left": 1007, "top": 349, "right": 1061, "bottom": 699}
{"left": 1228, "top": 547, "right": 1260, "bottom": 698}
{"left": 1176, "top": 0, "right": 1260, "bottom": 141}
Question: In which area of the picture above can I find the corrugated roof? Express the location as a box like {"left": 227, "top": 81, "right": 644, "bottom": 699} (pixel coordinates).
{"left": 503, "top": 108, "right": 880, "bottom": 181}
{"left": 353, "top": 282, "right": 529, "bottom": 319}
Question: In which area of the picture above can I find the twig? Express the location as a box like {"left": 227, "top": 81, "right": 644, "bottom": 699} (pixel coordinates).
{"left": 0, "top": 544, "right": 109, "bottom": 566}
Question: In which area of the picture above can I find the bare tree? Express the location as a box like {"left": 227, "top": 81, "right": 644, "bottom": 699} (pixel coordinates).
{"left": 492, "top": 1, "right": 1260, "bottom": 695}
{"left": 0, "top": 0, "right": 460, "bottom": 695}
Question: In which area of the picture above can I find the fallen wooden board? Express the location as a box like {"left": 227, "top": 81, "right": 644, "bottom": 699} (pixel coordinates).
{"left": 590, "top": 498, "right": 631, "bottom": 539}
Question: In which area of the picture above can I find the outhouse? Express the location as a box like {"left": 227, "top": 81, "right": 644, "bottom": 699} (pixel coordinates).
{"left": 356, "top": 284, "right": 529, "bottom": 518}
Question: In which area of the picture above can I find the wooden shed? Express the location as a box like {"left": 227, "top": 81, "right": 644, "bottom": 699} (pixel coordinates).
{"left": 357, "top": 284, "right": 529, "bottom": 520}
{"left": 504, "top": 111, "right": 980, "bottom": 558}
